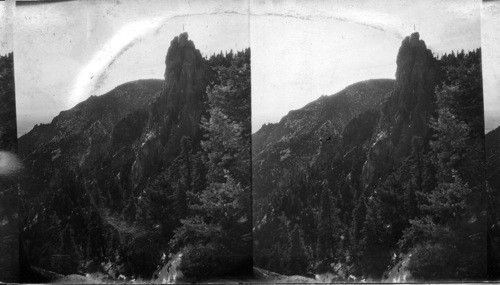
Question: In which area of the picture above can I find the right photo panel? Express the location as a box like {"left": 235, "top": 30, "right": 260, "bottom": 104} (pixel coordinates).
{"left": 483, "top": 0, "right": 500, "bottom": 280}
{"left": 251, "top": 0, "right": 487, "bottom": 282}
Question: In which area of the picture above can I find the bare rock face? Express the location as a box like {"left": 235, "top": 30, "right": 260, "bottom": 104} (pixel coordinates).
{"left": 164, "top": 32, "right": 208, "bottom": 111}
{"left": 390, "top": 32, "right": 439, "bottom": 153}
{"left": 361, "top": 33, "right": 440, "bottom": 188}
{"left": 18, "top": 33, "right": 216, "bottom": 279}
{"left": 128, "top": 32, "right": 211, "bottom": 188}
{"left": 19, "top": 32, "right": 211, "bottom": 198}
{"left": 159, "top": 32, "right": 211, "bottom": 153}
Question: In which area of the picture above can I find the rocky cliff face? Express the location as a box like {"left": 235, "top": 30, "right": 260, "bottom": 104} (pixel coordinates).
{"left": 20, "top": 33, "right": 214, "bottom": 278}
{"left": 19, "top": 33, "right": 211, "bottom": 192}
{"left": 361, "top": 32, "right": 440, "bottom": 187}
{"left": 125, "top": 32, "right": 211, "bottom": 188}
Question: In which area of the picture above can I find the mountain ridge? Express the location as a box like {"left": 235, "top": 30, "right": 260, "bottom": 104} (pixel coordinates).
{"left": 19, "top": 79, "right": 164, "bottom": 155}
{"left": 252, "top": 78, "right": 395, "bottom": 200}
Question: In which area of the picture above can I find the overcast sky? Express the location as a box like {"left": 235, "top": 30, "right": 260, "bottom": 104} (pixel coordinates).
{"left": 0, "top": 0, "right": 13, "bottom": 55}
{"left": 12, "top": 0, "right": 499, "bottom": 135}
{"left": 14, "top": 0, "right": 249, "bottom": 136}
{"left": 250, "top": 0, "right": 484, "bottom": 133}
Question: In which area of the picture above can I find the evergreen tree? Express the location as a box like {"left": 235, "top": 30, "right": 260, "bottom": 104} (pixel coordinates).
{"left": 359, "top": 194, "right": 392, "bottom": 278}
{"left": 135, "top": 173, "right": 176, "bottom": 240}
{"left": 315, "top": 180, "right": 340, "bottom": 272}
{"left": 289, "top": 224, "right": 309, "bottom": 275}
{"left": 86, "top": 210, "right": 104, "bottom": 260}
{"left": 350, "top": 193, "right": 367, "bottom": 263}
{"left": 191, "top": 151, "right": 207, "bottom": 195}
{"left": 399, "top": 66, "right": 486, "bottom": 280}
{"left": 169, "top": 50, "right": 251, "bottom": 278}
{"left": 59, "top": 224, "right": 80, "bottom": 274}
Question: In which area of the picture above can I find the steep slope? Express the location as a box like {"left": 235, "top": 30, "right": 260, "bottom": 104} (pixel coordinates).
{"left": 253, "top": 78, "right": 395, "bottom": 199}
{"left": 19, "top": 33, "right": 210, "bottom": 192}
{"left": 253, "top": 33, "right": 457, "bottom": 279}
{"left": 116, "top": 32, "right": 211, "bottom": 189}
{"left": 18, "top": 79, "right": 164, "bottom": 281}
{"left": 18, "top": 79, "right": 163, "bottom": 193}
{"left": 253, "top": 33, "right": 439, "bottom": 201}
{"left": 19, "top": 33, "right": 215, "bottom": 280}
{"left": 361, "top": 32, "right": 439, "bottom": 188}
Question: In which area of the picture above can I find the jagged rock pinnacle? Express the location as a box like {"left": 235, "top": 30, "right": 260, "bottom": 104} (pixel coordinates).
{"left": 129, "top": 33, "right": 211, "bottom": 188}
{"left": 393, "top": 32, "right": 439, "bottom": 116}
{"left": 395, "top": 32, "right": 435, "bottom": 83}
{"left": 362, "top": 33, "right": 440, "bottom": 188}
{"left": 161, "top": 32, "right": 209, "bottom": 114}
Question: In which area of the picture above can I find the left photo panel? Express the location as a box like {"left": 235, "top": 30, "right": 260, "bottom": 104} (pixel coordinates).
{"left": 0, "top": 0, "right": 19, "bottom": 283}
{"left": 15, "top": 0, "right": 251, "bottom": 283}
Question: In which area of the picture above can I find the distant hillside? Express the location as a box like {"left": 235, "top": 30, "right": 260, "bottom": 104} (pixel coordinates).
{"left": 253, "top": 78, "right": 394, "bottom": 200}
{"left": 19, "top": 79, "right": 164, "bottom": 176}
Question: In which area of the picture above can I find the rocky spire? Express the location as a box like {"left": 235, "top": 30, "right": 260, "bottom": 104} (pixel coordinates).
{"left": 362, "top": 33, "right": 440, "bottom": 187}
{"left": 393, "top": 32, "right": 439, "bottom": 115}
{"left": 385, "top": 32, "right": 440, "bottom": 157}
{"left": 129, "top": 33, "right": 212, "bottom": 188}
{"left": 162, "top": 32, "right": 210, "bottom": 115}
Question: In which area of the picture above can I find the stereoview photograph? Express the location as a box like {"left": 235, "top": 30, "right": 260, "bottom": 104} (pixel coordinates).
{"left": 1, "top": 0, "right": 500, "bottom": 283}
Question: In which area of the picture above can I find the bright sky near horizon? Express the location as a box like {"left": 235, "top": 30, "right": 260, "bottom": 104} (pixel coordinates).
{"left": 250, "top": 0, "right": 484, "bottom": 133}
{"left": 0, "top": 0, "right": 14, "bottom": 55}
{"left": 14, "top": 0, "right": 249, "bottom": 136}
{"left": 11, "top": 0, "right": 499, "bottom": 135}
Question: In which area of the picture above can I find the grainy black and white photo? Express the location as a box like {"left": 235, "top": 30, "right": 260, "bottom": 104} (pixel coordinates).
{"left": 251, "top": 0, "right": 489, "bottom": 282}
{"left": 15, "top": 0, "right": 251, "bottom": 283}
{"left": 2, "top": 0, "right": 500, "bottom": 283}
{"left": 0, "top": 0, "right": 19, "bottom": 283}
